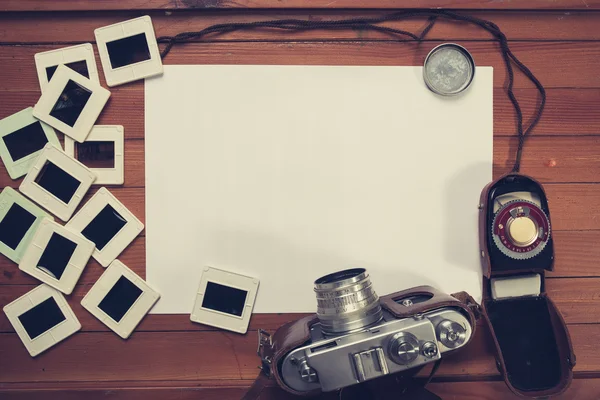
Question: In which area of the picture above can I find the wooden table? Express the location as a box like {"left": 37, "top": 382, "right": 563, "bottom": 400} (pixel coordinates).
{"left": 1, "top": 2, "right": 600, "bottom": 399}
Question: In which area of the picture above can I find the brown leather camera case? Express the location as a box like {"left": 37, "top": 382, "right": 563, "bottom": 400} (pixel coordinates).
{"left": 479, "top": 173, "right": 575, "bottom": 397}
{"left": 245, "top": 286, "right": 478, "bottom": 399}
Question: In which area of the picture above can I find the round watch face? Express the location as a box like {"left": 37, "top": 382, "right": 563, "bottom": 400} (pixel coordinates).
{"left": 423, "top": 43, "right": 475, "bottom": 96}
{"left": 491, "top": 199, "right": 551, "bottom": 260}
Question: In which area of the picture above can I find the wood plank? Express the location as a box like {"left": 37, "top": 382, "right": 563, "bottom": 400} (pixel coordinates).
{"left": 0, "top": 323, "right": 596, "bottom": 383}
{"left": 0, "top": 277, "right": 596, "bottom": 334}
{"left": 0, "top": 139, "right": 146, "bottom": 188}
{"left": 2, "top": 0, "right": 600, "bottom": 11}
{"left": 2, "top": 184, "right": 599, "bottom": 230}
{"left": 0, "top": 186, "right": 145, "bottom": 237}
{"left": 1, "top": 230, "right": 599, "bottom": 286}
{"left": 497, "top": 88, "right": 600, "bottom": 136}
{"left": 428, "top": 379, "right": 600, "bottom": 400}
{"left": 2, "top": 379, "right": 599, "bottom": 400}
{"left": 0, "top": 331, "right": 258, "bottom": 382}
{"left": 0, "top": 237, "right": 146, "bottom": 285}
{"left": 493, "top": 136, "right": 600, "bottom": 183}
{"left": 3, "top": 88, "right": 598, "bottom": 138}
{"left": 154, "top": 41, "right": 600, "bottom": 89}
{"left": 0, "top": 388, "right": 249, "bottom": 400}
{"left": 0, "top": 8, "right": 597, "bottom": 399}
{"left": 0, "top": 282, "right": 308, "bottom": 333}
{"left": 0, "top": 186, "right": 145, "bottom": 222}
{"left": 0, "top": 198, "right": 599, "bottom": 286}
{"left": 162, "top": 41, "right": 600, "bottom": 90}
{"left": 0, "top": 135, "right": 148, "bottom": 186}
{"left": 0, "top": 92, "right": 145, "bottom": 141}
{"left": 545, "top": 184, "right": 600, "bottom": 231}
{"left": 2, "top": 42, "right": 600, "bottom": 90}
{"left": 6, "top": 136, "right": 600, "bottom": 188}
{"left": 2, "top": 11, "right": 600, "bottom": 43}
{"left": 549, "top": 231, "right": 600, "bottom": 278}
{"left": 546, "top": 278, "right": 600, "bottom": 324}
{"left": 0, "top": 326, "right": 495, "bottom": 382}
{"left": 123, "top": 139, "right": 145, "bottom": 187}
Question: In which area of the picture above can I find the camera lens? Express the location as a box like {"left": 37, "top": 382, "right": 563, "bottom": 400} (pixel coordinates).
{"left": 314, "top": 268, "right": 383, "bottom": 335}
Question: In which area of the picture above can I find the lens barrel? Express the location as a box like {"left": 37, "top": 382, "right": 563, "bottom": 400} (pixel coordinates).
{"left": 314, "top": 268, "right": 383, "bottom": 335}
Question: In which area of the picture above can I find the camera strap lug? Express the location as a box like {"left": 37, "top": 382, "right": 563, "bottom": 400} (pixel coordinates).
{"left": 257, "top": 329, "right": 272, "bottom": 355}
{"left": 257, "top": 329, "right": 273, "bottom": 377}
{"left": 467, "top": 302, "right": 482, "bottom": 319}
{"left": 451, "top": 291, "right": 482, "bottom": 320}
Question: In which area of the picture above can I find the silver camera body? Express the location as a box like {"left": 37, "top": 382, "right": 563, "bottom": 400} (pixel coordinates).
{"left": 280, "top": 269, "right": 473, "bottom": 393}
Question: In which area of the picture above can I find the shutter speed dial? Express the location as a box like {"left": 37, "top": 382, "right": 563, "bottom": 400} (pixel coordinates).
{"left": 437, "top": 320, "right": 467, "bottom": 349}
{"left": 388, "top": 332, "right": 420, "bottom": 365}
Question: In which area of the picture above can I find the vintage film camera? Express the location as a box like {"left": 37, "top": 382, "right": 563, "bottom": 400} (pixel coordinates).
{"left": 256, "top": 268, "right": 477, "bottom": 395}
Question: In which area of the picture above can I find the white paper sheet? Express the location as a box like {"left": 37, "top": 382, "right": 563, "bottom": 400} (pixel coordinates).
{"left": 145, "top": 65, "right": 493, "bottom": 314}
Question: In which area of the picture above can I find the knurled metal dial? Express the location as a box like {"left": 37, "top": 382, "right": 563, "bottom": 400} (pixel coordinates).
{"left": 491, "top": 199, "right": 551, "bottom": 260}
{"left": 388, "top": 332, "right": 420, "bottom": 365}
{"left": 437, "top": 320, "right": 467, "bottom": 349}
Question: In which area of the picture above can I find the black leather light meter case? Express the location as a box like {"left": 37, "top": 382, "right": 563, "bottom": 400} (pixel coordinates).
{"left": 479, "top": 173, "right": 575, "bottom": 397}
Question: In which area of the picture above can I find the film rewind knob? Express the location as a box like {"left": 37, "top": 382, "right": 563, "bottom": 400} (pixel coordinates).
{"left": 388, "top": 332, "right": 420, "bottom": 365}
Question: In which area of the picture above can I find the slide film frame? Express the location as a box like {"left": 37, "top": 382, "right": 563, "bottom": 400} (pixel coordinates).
{"left": 0, "top": 107, "right": 60, "bottom": 180}
{"left": 35, "top": 43, "right": 100, "bottom": 93}
{"left": 66, "top": 187, "right": 144, "bottom": 267}
{"left": 33, "top": 64, "right": 110, "bottom": 143}
{"left": 94, "top": 16, "right": 163, "bottom": 87}
{"left": 64, "top": 125, "right": 124, "bottom": 185}
{"left": 81, "top": 260, "right": 159, "bottom": 339}
{"left": 190, "top": 266, "right": 259, "bottom": 334}
{"left": 19, "top": 143, "right": 96, "bottom": 222}
{"left": 19, "top": 218, "right": 95, "bottom": 295}
{"left": 0, "top": 187, "right": 53, "bottom": 263}
{"left": 3, "top": 284, "right": 81, "bottom": 357}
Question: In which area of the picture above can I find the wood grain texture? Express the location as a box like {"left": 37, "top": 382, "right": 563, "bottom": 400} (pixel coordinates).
{"left": 2, "top": 11, "right": 600, "bottom": 43}
{"left": 0, "top": 282, "right": 310, "bottom": 332}
{"left": 2, "top": 42, "right": 600, "bottom": 91}
{"left": 1, "top": 230, "right": 599, "bottom": 287}
{"left": 0, "top": 277, "right": 596, "bottom": 334}
{"left": 1, "top": 5, "right": 599, "bottom": 399}
{"left": 5, "top": 136, "right": 600, "bottom": 188}
{"left": 153, "top": 41, "right": 600, "bottom": 89}
{"left": 0, "top": 187, "right": 145, "bottom": 224}
{"left": 0, "top": 324, "right": 597, "bottom": 384}
{"left": 3, "top": 184, "right": 599, "bottom": 230}
{"left": 0, "top": 237, "right": 146, "bottom": 285}
{"left": 493, "top": 137, "right": 600, "bottom": 182}
{"left": 5, "top": 88, "right": 600, "bottom": 138}
{"left": 547, "top": 278, "right": 600, "bottom": 324}
{"left": 2, "top": 379, "right": 599, "bottom": 400}
{"left": 549, "top": 231, "right": 600, "bottom": 277}
{"left": 2, "top": 0, "right": 600, "bottom": 11}
{"left": 545, "top": 184, "right": 600, "bottom": 231}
